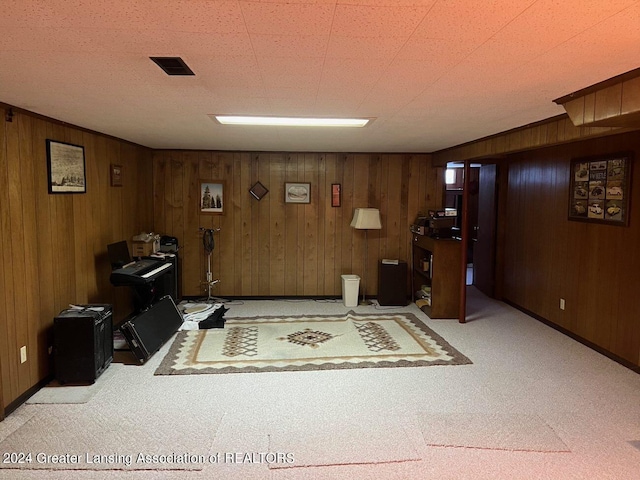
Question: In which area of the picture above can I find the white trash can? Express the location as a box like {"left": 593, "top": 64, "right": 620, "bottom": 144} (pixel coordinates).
{"left": 341, "top": 274, "right": 360, "bottom": 307}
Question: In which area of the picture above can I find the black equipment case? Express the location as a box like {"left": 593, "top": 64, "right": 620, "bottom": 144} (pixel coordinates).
{"left": 119, "top": 295, "right": 183, "bottom": 364}
{"left": 54, "top": 304, "right": 113, "bottom": 384}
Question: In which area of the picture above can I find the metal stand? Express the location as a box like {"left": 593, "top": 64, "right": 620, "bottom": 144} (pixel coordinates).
{"left": 200, "top": 227, "right": 220, "bottom": 302}
{"left": 360, "top": 229, "right": 373, "bottom": 305}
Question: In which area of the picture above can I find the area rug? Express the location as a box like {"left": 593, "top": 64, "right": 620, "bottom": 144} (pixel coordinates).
{"left": 155, "top": 311, "right": 471, "bottom": 375}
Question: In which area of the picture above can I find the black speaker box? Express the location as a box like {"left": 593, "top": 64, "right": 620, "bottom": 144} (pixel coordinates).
{"left": 120, "top": 295, "right": 183, "bottom": 364}
{"left": 378, "top": 261, "right": 408, "bottom": 306}
{"left": 53, "top": 305, "right": 113, "bottom": 384}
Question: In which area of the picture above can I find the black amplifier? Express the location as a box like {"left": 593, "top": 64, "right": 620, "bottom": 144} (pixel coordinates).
{"left": 53, "top": 304, "right": 113, "bottom": 384}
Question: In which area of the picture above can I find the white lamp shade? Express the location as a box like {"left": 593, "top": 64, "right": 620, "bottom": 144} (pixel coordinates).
{"left": 350, "top": 208, "right": 382, "bottom": 230}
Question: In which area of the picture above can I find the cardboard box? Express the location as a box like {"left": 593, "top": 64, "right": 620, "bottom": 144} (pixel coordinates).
{"left": 132, "top": 241, "right": 154, "bottom": 257}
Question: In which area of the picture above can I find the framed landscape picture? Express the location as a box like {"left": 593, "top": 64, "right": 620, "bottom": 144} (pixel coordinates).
{"left": 200, "top": 180, "right": 224, "bottom": 214}
{"left": 46, "top": 139, "right": 86, "bottom": 194}
{"left": 568, "top": 153, "right": 632, "bottom": 226}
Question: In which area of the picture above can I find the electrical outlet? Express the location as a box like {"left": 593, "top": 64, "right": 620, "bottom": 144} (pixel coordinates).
{"left": 20, "top": 346, "right": 27, "bottom": 364}
{"left": 560, "top": 298, "right": 566, "bottom": 310}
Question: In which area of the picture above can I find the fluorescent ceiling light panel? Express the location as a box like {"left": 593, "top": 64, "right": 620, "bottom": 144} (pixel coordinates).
{"left": 213, "top": 115, "right": 371, "bottom": 127}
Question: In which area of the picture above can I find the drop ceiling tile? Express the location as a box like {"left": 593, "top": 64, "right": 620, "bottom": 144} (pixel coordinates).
{"left": 198, "top": 71, "right": 265, "bottom": 90}
{"left": 183, "top": 54, "right": 260, "bottom": 71}
{"left": 0, "top": 0, "right": 58, "bottom": 28}
{"left": 0, "top": 52, "right": 147, "bottom": 87}
{"left": 331, "top": 4, "right": 431, "bottom": 37}
{"left": 318, "top": 76, "right": 378, "bottom": 95}
{"left": 241, "top": 2, "right": 334, "bottom": 36}
{"left": 492, "top": 0, "right": 637, "bottom": 47}
{"left": 142, "top": 32, "right": 254, "bottom": 57}
{"left": 315, "top": 87, "right": 369, "bottom": 107}
{"left": 395, "top": 36, "right": 477, "bottom": 61}
{"left": 6, "top": 0, "right": 248, "bottom": 34}
{"left": 565, "top": 2, "right": 640, "bottom": 47}
{"left": 264, "top": 97, "right": 319, "bottom": 116}
{"left": 374, "top": 63, "right": 442, "bottom": 93}
{"left": 257, "top": 56, "right": 325, "bottom": 76}
{"left": 250, "top": 34, "right": 329, "bottom": 57}
{"left": 0, "top": 26, "right": 89, "bottom": 52}
{"left": 518, "top": 53, "right": 637, "bottom": 101}
{"left": 341, "top": 0, "right": 437, "bottom": 6}
{"left": 384, "top": 64, "right": 464, "bottom": 101}
{"left": 1, "top": 26, "right": 253, "bottom": 58}
{"left": 357, "top": 87, "right": 418, "bottom": 116}
{"left": 138, "top": 1, "right": 248, "bottom": 34}
{"left": 258, "top": 57, "right": 324, "bottom": 88}
{"left": 464, "top": 39, "right": 554, "bottom": 69}
{"left": 325, "top": 35, "right": 407, "bottom": 59}
{"left": 254, "top": 0, "right": 337, "bottom": 4}
{"left": 263, "top": 85, "right": 319, "bottom": 100}
{"left": 412, "top": 0, "right": 532, "bottom": 42}
{"left": 321, "top": 57, "right": 390, "bottom": 83}
{"left": 203, "top": 93, "right": 273, "bottom": 114}
{"left": 89, "top": 30, "right": 254, "bottom": 56}
{"left": 309, "top": 101, "right": 366, "bottom": 116}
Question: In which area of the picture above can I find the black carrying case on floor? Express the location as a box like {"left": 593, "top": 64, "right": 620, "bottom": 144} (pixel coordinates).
{"left": 119, "top": 295, "right": 183, "bottom": 364}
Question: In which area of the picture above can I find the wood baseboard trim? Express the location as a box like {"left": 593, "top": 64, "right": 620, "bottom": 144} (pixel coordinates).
{"left": 503, "top": 299, "right": 640, "bottom": 374}
{"left": 3, "top": 376, "right": 53, "bottom": 419}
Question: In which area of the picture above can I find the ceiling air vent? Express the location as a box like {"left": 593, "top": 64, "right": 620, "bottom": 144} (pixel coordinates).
{"left": 149, "top": 57, "right": 195, "bottom": 76}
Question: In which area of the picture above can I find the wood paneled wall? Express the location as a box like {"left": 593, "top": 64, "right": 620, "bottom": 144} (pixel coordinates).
{"left": 501, "top": 132, "right": 640, "bottom": 367}
{"left": 152, "top": 151, "right": 441, "bottom": 298}
{"left": 0, "top": 106, "right": 154, "bottom": 410}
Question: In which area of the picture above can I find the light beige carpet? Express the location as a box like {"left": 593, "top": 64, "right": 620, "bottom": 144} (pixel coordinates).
{"left": 209, "top": 412, "right": 422, "bottom": 471}
{"left": 155, "top": 311, "right": 471, "bottom": 375}
{"left": 25, "top": 365, "right": 118, "bottom": 404}
{"left": 0, "top": 409, "right": 223, "bottom": 471}
{"left": 266, "top": 418, "right": 421, "bottom": 469}
{"left": 416, "top": 412, "right": 571, "bottom": 453}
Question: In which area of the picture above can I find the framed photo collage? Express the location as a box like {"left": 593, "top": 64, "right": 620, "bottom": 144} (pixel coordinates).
{"left": 569, "top": 153, "right": 632, "bottom": 226}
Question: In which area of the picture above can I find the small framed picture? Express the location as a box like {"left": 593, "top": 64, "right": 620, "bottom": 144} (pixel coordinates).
{"left": 110, "top": 164, "right": 123, "bottom": 187}
{"left": 200, "top": 180, "right": 224, "bottom": 214}
{"left": 285, "top": 182, "right": 311, "bottom": 204}
{"left": 46, "top": 139, "right": 86, "bottom": 194}
{"left": 331, "top": 183, "right": 341, "bottom": 207}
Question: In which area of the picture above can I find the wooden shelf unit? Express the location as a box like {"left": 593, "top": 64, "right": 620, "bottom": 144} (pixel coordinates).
{"left": 411, "top": 234, "right": 462, "bottom": 319}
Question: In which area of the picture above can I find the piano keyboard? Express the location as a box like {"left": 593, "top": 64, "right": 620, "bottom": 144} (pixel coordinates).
{"left": 141, "top": 262, "right": 172, "bottom": 278}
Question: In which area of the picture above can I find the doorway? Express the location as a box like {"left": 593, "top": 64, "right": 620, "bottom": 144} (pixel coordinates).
{"left": 445, "top": 163, "right": 497, "bottom": 296}
{"left": 445, "top": 164, "right": 479, "bottom": 286}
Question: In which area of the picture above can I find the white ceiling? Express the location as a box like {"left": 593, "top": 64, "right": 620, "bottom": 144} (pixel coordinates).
{"left": 1, "top": 0, "right": 640, "bottom": 153}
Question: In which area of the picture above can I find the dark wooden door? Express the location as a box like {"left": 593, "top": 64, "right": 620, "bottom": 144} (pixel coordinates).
{"left": 473, "top": 164, "right": 497, "bottom": 297}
